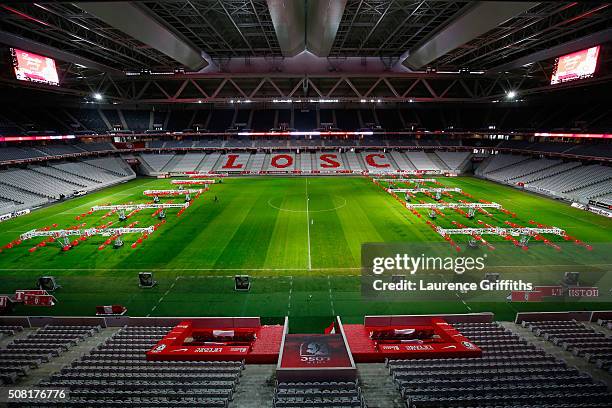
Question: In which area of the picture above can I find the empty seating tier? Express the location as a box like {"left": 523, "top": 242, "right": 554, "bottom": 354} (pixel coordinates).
{"left": 388, "top": 322, "right": 612, "bottom": 407}
{"left": 274, "top": 381, "right": 365, "bottom": 408}
{"left": 139, "top": 154, "right": 176, "bottom": 173}
{"left": 524, "top": 320, "right": 612, "bottom": 372}
{"left": 404, "top": 151, "right": 439, "bottom": 171}
{"left": 0, "top": 168, "right": 81, "bottom": 199}
{"left": 0, "top": 325, "right": 99, "bottom": 386}
{"left": 434, "top": 151, "right": 471, "bottom": 171}
{"left": 35, "top": 326, "right": 243, "bottom": 407}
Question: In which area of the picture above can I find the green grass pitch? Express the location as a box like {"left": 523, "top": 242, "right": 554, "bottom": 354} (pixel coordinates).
{"left": 0, "top": 176, "right": 610, "bottom": 332}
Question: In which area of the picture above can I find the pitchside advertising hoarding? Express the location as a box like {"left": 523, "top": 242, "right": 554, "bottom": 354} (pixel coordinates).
{"left": 361, "top": 242, "right": 612, "bottom": 303}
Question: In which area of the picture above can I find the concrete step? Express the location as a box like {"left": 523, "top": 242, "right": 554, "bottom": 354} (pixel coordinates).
{"left": 231, "top": 364, "right": 276, "bottom": 408}
{"left": 0, "top": 327, "right": 34, "bottom": 349}
{"left": 499, "top": 321, "right": 612, "bottom": 391}
{"left": 18, "top": 327, "right": 122, "bottom": 387}
{"left": 427, "top": 152, "right": 450, "bottom": 171}
{"left": 586, "top": 321, "right": 612, "bottom": 337}
{"left": 357, "top": 363, "right": 404, "bottom": 408}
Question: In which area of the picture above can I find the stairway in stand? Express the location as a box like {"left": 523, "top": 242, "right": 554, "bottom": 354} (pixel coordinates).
{"left": 357, "top": 363, "right": 405, "bottom": 408}
{"left": 231, "top": 364, "right": 276, "bottom": 408}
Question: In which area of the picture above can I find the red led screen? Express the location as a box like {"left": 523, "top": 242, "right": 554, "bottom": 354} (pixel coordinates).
{"left": 11, "top": 48, "right": 60, "bottom": 86}
{"left": 551, "top": 45, "right": 600, "bottom": 85}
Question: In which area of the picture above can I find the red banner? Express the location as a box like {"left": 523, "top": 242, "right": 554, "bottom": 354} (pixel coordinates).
{"left": 376, "top": 342, "right": 478, "bottom": 358}
{"left": 511, "top": 291, "right": 543, "bottom": 302}
{"left": 0, "top": 295, "right": 9, "bottom": 311}
{"left": 188, "top": 173, "right": 225, "bottom": 178}
{"left": 171, "top": 180, "right": 215, "bottom": 185}
{"left": 568, "top": 287, "right": 599, "bottom": 298}
{"left": 344, "top": 318, "right": 481, "bottom": 362}
{"left": 14, "top": 289, "right": 47, "bottom": 302}
{"left": 279, "top": 334, "right": 353, "bottom": 369}
{"left": 96, "top": 305, "right": 127, "bottom": 315}
{"left": 147, "top": 321, "right": 259, "bottom": 361}
{"left": 534, "top": 286, "right": 563, "bottom": 297}
{"left": 149, "top": 343, "right": 250, "bottom": 359}
{"left": 23, "top": 294, "right": 55, "bottom": 306}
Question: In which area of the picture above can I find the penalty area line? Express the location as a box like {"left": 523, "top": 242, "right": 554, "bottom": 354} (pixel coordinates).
{"left": 455, "top": 293, "right": 472, "bottom": 312}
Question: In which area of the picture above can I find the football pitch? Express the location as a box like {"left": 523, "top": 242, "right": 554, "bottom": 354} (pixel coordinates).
{"left": 0, "top": 176, "right": 610, "bottom": 332}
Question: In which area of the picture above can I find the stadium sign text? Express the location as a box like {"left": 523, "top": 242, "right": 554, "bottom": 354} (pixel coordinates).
{"left": 371, "top": 253, "right": 487, "bottom": 275}
{"left": 371, "top": 279, "right": 533, "bottom": 293}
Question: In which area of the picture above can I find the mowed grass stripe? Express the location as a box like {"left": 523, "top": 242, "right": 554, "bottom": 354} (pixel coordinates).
{"left": 113, "top": 191, "right": 212, "bottom": 270}
{"left": 163, "top": 181, "right": 260, "bottom": 269}
{"left": 264, "top": 183, "right": 309, "bottom": 269}
{"left": 334, "top": 182, "right": 384, "bottom": 266}
{"left": 213, "top": 180, "right": 281, "bottom": 269}
{"left": 355, "top": 177, "right": 440, "bottom": 242}
{"left": 307, "top": 180, "right": 355, "bottom": 268}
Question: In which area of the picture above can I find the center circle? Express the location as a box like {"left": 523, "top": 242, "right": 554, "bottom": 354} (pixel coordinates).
{"left": 267, "top": 194, "right": 347, "bottom": 213}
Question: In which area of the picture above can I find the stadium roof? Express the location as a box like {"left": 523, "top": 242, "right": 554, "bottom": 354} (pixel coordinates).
{"left": 0, "top": 1, "right": 610, "bottom": 103}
